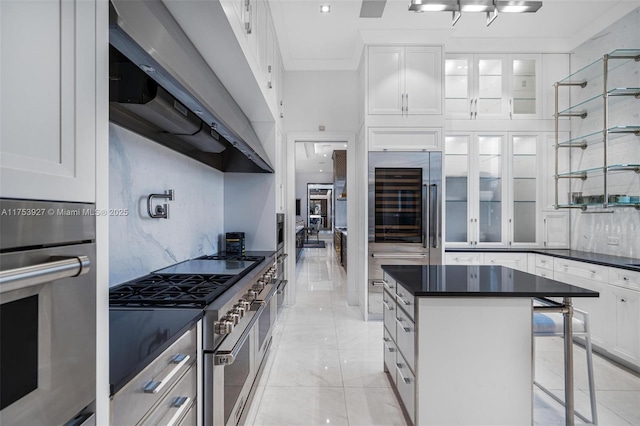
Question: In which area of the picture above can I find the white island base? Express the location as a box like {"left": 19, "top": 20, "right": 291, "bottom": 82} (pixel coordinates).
{"left": 414, "top": 298, "right": 533, "bottom": 425}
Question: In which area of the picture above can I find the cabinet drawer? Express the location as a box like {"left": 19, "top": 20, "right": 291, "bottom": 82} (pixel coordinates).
{"left": 395, "top": 283, "right": 415, "bottom": 321}
{"left": 383, "top": 328, "right": 397, "bottom": 387}
{"left": 383, "top": 289, "right": 397, "bottom": 342}
{"left": 395, "top": 307, "right": 415, "bottom": 373}
{"left": 111, "top": 327, "right": 197, "bottom": 426}
{"left": 395, "top": 352, "right": 415, "bottom": 425}
{"left": 535, "top": 267, "right": 553, "bottom": 279}
{"left": 609, "top": 267, "right": 640, "bottom": 291}
{"left": 554, "top": 258, "right": 608, "bottom": 283}
{"left": 535, "top": 254, "right": 554, "bottom": 271}
{"left": 445, "top": 253, "right": 484, "bottom": 265}
{"left": 139, "top": 364, "right": 197, "bottom": 426}
{"left": 382, "top": 271, "right": 397, "bottom": 293}
{"left": 484, "top": 253, "right": 528, "bottom": 272}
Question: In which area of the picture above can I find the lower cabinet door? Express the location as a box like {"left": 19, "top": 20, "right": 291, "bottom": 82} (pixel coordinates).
{"left": 395, "top": 352, "right": 415, "bottom": 424}
{"left": 383, "top": 329, "right": 397, "bottom": 387}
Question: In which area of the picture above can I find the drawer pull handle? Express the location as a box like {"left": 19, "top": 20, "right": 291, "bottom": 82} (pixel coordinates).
{"left": 590, "top": 270, "right": 596, "bottom": 274}
{"left": 382, "top": 300, "right": 394, "bottom": 310}
{"left": 395, "top": 363, "right": 411, "bottom": 384}
{"left": 400, "top": 298, "right": 411, "bottom": 306}
{"left": 383, "top": 280, "right": 394, "bottom": 291}
{"left": 621, "top": 298, "right": 627, "bottom": 303}
{"left": 395, "top": 316, "right": 411, "bottom": 333}
{"left": 166, "top": 396, "right": 191, "bottom": 426}
{"left": 623, "top": 277, "right": 629, "bottom": 281}
{"left": 144, "top": 354, "right": 191, "bottom": 394}
{"left": 383, "top": 337, "right": 390, "bottom": 342}
{"left": 372, "top": 281, "right": 385, "bottom": 287}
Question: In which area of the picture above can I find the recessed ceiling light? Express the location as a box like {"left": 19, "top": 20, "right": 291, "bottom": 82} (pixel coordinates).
{"left": 320, "top": 4, "right": 331, "bottom": 13}
{"left": 324, "top": 154, "right": 327, "bottom": 157}
{"left": 320, "top": 169, "right": 323, "bottom": 172}
{"left": 343, "top": 144, "right": 347, "bottom": 147}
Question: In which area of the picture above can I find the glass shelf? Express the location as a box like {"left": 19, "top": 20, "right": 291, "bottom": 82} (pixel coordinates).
{"left": 557, "top": 202, "right": 640, "bottom": 209}
{"left": 558, "top": 49, "right": 640, "bottom": 85}
{"left": 557, "top": 164, "right": 640, "bottom": 178}
{"left": 557, "top": 87, "right": 640, "bottom": 117}
{"left": 558, "top": 126, "right": 640, "bottom": 148}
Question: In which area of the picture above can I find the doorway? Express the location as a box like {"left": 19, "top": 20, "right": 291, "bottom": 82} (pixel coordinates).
{"left": 307, "top": 183, "right": 333, "bottom": 232}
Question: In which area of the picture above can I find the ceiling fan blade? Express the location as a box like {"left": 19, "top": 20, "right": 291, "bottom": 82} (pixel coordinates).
{"left": 359, "top": 0, "right": 387, "bottom": 18}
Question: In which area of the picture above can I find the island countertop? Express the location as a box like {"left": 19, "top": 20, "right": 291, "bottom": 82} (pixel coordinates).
{"left": 382, "top": 265, "right": 599, "bottom": 298}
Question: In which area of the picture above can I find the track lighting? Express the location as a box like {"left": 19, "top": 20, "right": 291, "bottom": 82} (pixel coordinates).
{"left": 409, "top": 0, "right": 542, "bottom": 26}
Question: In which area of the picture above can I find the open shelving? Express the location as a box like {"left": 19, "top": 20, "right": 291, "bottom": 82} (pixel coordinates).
{"left": 554, "top": 49, "right": 640, "bottom": 210}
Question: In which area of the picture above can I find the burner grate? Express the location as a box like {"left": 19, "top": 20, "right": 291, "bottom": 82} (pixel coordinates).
{"left": 109, "top": 274, "right": 238, "bottom": 308}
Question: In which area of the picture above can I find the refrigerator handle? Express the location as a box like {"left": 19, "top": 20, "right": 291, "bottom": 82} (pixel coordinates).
{"left": 423, "top": 184, "right": 429, "bottom": 249}
{"left": 430, "top": 184, "right": 439, "bottom": 249}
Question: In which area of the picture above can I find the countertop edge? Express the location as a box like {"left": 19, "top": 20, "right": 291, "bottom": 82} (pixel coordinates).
{"left": 445, "top": 248, "right": 640, "bottom": 272}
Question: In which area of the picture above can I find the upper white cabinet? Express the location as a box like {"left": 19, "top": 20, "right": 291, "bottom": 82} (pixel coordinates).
{"left": 368, "top": 127, "right": 441, "bottom": 151}
{"left": 445, "top": 54, "right": 542, "bottom": 120}
{"left": 1, "top": 0, "right": 96, "bottom": 202}
{"left": 368, "top": 46, "right": 442, "bottom": 116}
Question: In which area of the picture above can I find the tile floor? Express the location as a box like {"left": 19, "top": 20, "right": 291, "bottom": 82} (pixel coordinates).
{"left": 247, "top": 233, "right": 640, "bottom": 425}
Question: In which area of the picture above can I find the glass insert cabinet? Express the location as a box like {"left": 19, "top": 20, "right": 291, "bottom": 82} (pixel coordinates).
{"left": 444, "top": 54, "right": 541, "bottom": 120}
{"left": 445, "top": 132, "right": 540, "bottom": 247}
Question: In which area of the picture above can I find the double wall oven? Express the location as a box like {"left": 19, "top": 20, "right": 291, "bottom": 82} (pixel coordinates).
{"left": 367, "top": 152, "right": 443, "bottom": 317}
{"left": 0, "top": 199, "right": 96, "bottom": 426}
{"left": 109, "top": 253, "right": 279, "bottom": 426}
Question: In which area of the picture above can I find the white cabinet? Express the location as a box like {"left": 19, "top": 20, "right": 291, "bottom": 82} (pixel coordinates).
{"left": 445, "top": 54, "right": 542, "bottom": 120}
{"left": 1, "top": 0, "right": 96, "bottom": 202}
{"left": 368, "top": 127, "right": 441, "bottom": 151}
{"left": 553, "top": 259, "right": 609, "bottom": 347}
{"left": 542, "top": 212, "right": 570, "bottom": 249}
{"left": 445, "top": 132, "right": 547, "bottom": 248}
{"left": 607, "top": 285, "right": 640, "bottom": 365}
{"left": 368, "top": 46, "right": 442, "bottom": 116}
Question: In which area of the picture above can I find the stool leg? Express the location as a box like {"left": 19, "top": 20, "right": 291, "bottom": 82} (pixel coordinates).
{"left": 583, "top": 317, "right": 598, "bottom": 425}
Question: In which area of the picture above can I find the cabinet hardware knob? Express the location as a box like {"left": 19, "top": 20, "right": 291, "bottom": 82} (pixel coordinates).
{"left": 621, "top": 298, "right": 627, "bottom": 302}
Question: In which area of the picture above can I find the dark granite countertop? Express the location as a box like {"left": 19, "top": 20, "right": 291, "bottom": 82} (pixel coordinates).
{"left": 382, "top": 265, "right": 600, "bottom": 298}
{"left": 109, "top": 308, "right": 203, "bottom": 396}
{"left": 446, "top": 248, "right": 640, "bottom": 272}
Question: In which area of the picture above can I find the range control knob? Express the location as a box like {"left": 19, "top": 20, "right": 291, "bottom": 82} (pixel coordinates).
{"left": 225, "top": 312, "right": 240, "bottom": 325}
{"left": 214, "top": 320, "right": 234, "bottom": 335}
{"left": 244, "top": 290, "right": 259, "bottom": 301}
{"left": 237, "top": 300, "right": 251, "bottom": 311}
{"left": 252, "top": 281, "right": 264, "bottom": 291}
{"left": 232, "top": 305, "right": 246, "bottom": 318}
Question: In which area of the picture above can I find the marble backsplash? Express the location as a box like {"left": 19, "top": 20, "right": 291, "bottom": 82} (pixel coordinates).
{"left": 109, "top": 123, "right": 225, "bottom": 286}
{"left": 569, "top": 8, "right": 640, "bottom": 258}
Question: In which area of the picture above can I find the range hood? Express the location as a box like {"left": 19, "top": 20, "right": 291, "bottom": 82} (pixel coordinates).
{"left": 109, "top": 1, "right": 273, "bottom": 173}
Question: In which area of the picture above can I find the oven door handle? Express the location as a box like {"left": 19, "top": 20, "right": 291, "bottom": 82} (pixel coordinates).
{"left": 0, "top": 255, "right": 91, "bottom": 294}
{"left": 214, "top": 302, "right": 266, "bottom": 366}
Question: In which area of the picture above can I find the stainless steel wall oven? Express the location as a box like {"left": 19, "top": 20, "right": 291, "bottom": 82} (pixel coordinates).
{"left": 0, "top": 199, "right": 96, "bottom": 425}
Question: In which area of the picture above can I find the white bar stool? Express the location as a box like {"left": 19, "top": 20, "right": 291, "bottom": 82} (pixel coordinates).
{"left": 533, "top": 298, "right": 598, "bottom": 425}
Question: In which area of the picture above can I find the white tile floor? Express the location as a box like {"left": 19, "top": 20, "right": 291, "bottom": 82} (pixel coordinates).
{"left": 247, "top": 233, "right": 640, "bottom": 425}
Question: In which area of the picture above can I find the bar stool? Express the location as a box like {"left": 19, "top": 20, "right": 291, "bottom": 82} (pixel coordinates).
{"left": 533, "top": 298, "right": 598, "bottom": 424}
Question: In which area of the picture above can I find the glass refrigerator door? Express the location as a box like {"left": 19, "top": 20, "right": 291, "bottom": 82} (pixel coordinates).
{"left": 374, "top": 167, "right": 423, "bottom": 243}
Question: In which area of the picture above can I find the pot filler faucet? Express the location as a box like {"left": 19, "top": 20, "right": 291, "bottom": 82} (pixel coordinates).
{"left": 147, "top": 189, "right": 174, "bottom": 219}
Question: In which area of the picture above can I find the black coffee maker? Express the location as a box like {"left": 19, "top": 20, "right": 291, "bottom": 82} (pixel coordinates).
{"left": 225, "top": 232, "right": 245, "bottom": 256}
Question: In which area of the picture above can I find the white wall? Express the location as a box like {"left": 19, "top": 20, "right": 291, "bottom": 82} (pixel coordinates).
{"left": 109, "top": 123, "right": 225, "bottom": 285}
{"left": 284, "top": 71, "right": 359, "bottom": 133}
{"left": 569, "top": 8, "right": 640, "bottom": 258}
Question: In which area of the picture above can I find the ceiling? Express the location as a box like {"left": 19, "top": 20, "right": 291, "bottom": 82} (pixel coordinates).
{"left": 295, "top": 141, "right": 347, "bottom": 173}
{"left": 268, "top": 0, "right": 640, "bottom": 70}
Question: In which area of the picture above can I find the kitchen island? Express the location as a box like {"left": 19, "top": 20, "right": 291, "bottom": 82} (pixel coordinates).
{"left": 381, "top": 265, "right": 598, "bottom": 426}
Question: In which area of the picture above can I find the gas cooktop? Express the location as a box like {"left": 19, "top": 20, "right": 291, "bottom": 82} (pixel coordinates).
{"left": 109, "top": 255, "right": 265, "bottom": 308}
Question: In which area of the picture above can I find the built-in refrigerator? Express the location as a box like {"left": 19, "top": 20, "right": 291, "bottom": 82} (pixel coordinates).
{"left": 367, "top": 151, "right": 442, "bottom": 317}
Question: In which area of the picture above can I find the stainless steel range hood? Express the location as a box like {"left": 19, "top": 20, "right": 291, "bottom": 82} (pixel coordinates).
{"left": 109, "top": 1, "right": 273, "bottom": 173}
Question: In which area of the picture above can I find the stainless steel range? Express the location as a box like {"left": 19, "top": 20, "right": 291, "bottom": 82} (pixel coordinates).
{"left": 109, "top": 253, "right": 278, "bottom": 426}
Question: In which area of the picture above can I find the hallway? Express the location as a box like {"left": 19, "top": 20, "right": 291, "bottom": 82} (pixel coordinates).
{"left": 247, "top": 233, "right": 640, "bottom": 425}
{"left": 249, "top": 233, "right": 406, "bottom": 425}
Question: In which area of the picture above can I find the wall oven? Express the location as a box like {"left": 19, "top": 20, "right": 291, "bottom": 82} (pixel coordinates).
{"left": 367, "top": 152, "right": 442, "bottom": 317}
{"left": 0, "top": 199, "right": 96, "bottom": 425}
{"left": 276, "top": 213, "right": 285, "bottom": 253}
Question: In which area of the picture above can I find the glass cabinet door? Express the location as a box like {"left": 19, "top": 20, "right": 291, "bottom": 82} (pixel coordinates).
{"left": 445, "top": 57, "right": 471, "bottom": 118}
{"left": 510, "top": 56, "right": 540, "bottom": 118}
{"left": 476, "top": 57, "right": 507, "bottom": 119}
{"left": 477, "top": 135, "right": 505, "bottom": 243}
{"left": 512, "top": 135, "right": 538, "bottom": 243}
{"left": 445, "top": 135, "right": 470, "bottom": 244}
